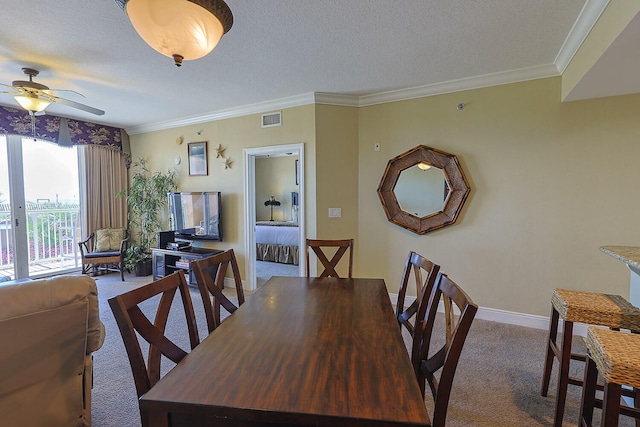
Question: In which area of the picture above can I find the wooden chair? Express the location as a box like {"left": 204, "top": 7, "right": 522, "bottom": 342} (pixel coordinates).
{"left": 410, "top": 272, "right": 478, "bottom": 427}
{"left": 191, "top": 249, "right": 246, "bottom": 334}
{"left": 108, "top": 270, "right": 200, "bottom": 427}
{"left": 305, "top": 238, "right": 354, "bottom": 278}
{"left": 396, "top": 251, "right": 440, "bottom": 337}
{"left": 79, "top": 227, "right": 129, "bottom": 281}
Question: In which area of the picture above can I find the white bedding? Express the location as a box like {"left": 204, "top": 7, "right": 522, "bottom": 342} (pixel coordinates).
{"left": 255, "top": 222, "right": 299, "bottom": 246}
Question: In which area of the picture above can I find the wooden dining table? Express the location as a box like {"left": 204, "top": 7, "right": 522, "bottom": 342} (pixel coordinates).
{"left": 139, "top": 276, "right": 431, "bottom": 427}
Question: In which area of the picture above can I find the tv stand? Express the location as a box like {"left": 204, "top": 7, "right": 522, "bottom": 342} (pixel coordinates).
{"left": 152, "top": 247, "right": 222, "bottom": 288}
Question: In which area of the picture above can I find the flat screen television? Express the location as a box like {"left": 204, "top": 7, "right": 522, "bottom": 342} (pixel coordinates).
{"left": 168, "top": 191, "right": 222, "bottom": 241}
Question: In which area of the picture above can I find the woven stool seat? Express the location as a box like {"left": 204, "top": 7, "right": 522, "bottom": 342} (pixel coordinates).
{"left": 585, "top": 327, "right": 640, "bottom": 389}
{"left": 552, "top": 288, "right": 640, "bottom": 330}
{"left": 579, "top": 327, "right": 640, "bottom": 427}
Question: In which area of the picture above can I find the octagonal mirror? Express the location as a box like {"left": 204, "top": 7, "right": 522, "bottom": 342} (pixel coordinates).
{"left": 395, "top": 164, "right": 448, "bottom": 218}
{"left": 377, "top": 145, "right": 470, "bottom": 235}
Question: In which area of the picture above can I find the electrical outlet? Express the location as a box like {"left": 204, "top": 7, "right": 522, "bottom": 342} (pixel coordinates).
{"left": 374, "top": 143, "right": 381, "bottom": 152}
{"left": 328, "top": 208, "right": 341, "bottom": 218}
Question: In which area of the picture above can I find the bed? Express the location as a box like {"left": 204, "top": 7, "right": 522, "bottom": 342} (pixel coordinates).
{"left": 256, "top": 221, "right": 299, "bottom": 265}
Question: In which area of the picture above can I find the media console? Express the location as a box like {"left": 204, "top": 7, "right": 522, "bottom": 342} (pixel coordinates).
{"left": 151, "top": 246, "right": 222, "bottom": 288}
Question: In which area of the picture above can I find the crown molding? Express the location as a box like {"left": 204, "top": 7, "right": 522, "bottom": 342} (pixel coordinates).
{"left": 313, "top": 93, "right": 360, "bottom": 107}
{"left": 554, "top": 0, "right": 610, "bottom": 74}
{"left": 128, "top": 0, "right": 609, "bottom": 138}
{"left": 126, "top": 93, "right": 317, "bottom": 135}
{"left": 358, "top": 64, "right": 560, "bottom": 106}
{"left": 124, "top": 64, "right": 562, "bottom": 135}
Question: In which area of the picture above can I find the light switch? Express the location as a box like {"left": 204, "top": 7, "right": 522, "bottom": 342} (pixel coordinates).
{"left": 328, "top": 208, "right": 341, "bottom": 218}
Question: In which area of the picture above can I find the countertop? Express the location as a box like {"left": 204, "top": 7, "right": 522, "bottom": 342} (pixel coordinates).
{"left": 600, "top": 246, "right": 640, "bottom": 271}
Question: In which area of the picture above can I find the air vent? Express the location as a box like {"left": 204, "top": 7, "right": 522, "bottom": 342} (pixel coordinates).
{"left": 261, "top": 112, "right": 282, "bottom": 128}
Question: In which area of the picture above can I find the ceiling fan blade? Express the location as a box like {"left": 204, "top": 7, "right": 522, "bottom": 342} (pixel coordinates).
{"left": 48, "top": 95, "right": 105, "bottom": 116}
{"left": 43, "top": 88, "right": 86, "bottom": 98}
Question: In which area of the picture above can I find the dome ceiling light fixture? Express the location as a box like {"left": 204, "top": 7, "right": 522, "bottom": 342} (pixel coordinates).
{"left": 114, "top": 0, "right": 233, "bottom": 67}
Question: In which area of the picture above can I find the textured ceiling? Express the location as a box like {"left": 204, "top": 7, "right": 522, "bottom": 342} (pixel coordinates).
{"left": 0, "top": 0, "right": 609, "bottom": 133}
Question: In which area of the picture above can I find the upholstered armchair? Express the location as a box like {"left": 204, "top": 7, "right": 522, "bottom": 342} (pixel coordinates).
{"left": 79, "top": 227, "right": 129, "bottom": 281}
{"left": 0, "top": 275, "right": 106, "bottom": 427}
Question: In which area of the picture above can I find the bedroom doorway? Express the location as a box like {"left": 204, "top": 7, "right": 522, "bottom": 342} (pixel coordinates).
{"left": 244, "top": 143, "right": 304, "bottom": 291}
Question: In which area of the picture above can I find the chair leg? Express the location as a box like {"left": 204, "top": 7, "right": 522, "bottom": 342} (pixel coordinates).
{"left": 542, "top": 306, "right": 560, "bottom": 397}
{"left": 601, "top": 382, "right": 622, "bottom": 427}
{"left": 553, "top": 318, "right": 574, "bottom": 427}
{"left": 120, "top": 262, "right": 125, "bottom": 281}
{"left": 579, "top": 357, "right": 598, "bottom": 427}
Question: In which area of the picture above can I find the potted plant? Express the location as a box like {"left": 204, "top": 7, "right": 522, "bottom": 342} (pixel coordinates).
{"left": 118, "top": 158, "right": 177, "bottom": 276}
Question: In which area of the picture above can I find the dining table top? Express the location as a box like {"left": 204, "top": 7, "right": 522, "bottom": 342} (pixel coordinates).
{"left": 139, "top": 276, "right": 431, "bottom": 427}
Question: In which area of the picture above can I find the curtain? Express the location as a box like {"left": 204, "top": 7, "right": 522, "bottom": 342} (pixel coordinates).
{"left": 80, "top": 145, "right": 128, "bottom": 236}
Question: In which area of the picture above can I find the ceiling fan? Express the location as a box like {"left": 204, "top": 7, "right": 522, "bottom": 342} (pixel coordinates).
{"left": 0, "top": 68, "right": 104, "bottom": 116}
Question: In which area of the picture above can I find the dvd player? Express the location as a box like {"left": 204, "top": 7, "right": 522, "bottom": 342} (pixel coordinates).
{"left": 167, "top": 241, "right": 191, "bottom": 251}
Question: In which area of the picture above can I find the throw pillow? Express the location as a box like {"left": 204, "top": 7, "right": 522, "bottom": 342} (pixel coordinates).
{"left": 94, "top": 228, "right": 126, "bottom": 252}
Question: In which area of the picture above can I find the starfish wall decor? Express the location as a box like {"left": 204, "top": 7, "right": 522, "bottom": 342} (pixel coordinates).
{"left": 215, "top": 144, "right": 225, "bottom": 158}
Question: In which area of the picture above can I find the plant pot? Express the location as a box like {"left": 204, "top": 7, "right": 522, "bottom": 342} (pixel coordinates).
{"left": 134, "top": 259, "right": 153, "bottom": 277}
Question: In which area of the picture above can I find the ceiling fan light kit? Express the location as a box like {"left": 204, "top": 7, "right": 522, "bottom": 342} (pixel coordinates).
{"left": 14, "top": 94, "right": 50, "bottom": 113}
{"left": 1, "top": 67, "right": 104, "bottom": 116}
{"left": 114, "top": 0, "right": 233, "bottom": 67}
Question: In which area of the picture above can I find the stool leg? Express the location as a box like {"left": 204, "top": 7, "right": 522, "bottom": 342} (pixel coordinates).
{"left": 553, "top": 318, "right": 574, "bottom": 427}
{"left": 542, "top": 306, "right": 560, "bottom": 397}
{"left": 579, "top": 357, "right": 598, "bottom": 427}
{"left": 633, "top": 387, "right": 640, "bottom": 427}
{"left": 601, "top": 382, "right": 622, "bottom": 427}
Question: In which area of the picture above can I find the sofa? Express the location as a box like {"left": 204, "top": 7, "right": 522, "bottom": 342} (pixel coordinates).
{"left": 0, "top": 275, "right": 106, "bottom": 427}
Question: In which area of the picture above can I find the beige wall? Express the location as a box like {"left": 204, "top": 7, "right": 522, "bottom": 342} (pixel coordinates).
{"left": 255, "top": 156, "right": 299, "bottom": 222}
{"left": 313, "top": 104, "right": 359, "bottom": 276}
{"left": 129, "top": 105, "right": 316, "bottom": 275}
{"left": 130, "top": 76, "right": 640, "bottom": 318}
{"left": 358, "top": 76, "right": 640, "bottom": 316}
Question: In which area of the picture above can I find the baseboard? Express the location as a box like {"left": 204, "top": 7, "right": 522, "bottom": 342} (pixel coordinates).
{"left": 390, "top": 293, "right": 591, "bottom": 337}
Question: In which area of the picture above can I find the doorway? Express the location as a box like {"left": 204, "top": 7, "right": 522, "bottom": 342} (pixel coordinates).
{"left": 244, "top": 143, "right": 305, "bottom": 291}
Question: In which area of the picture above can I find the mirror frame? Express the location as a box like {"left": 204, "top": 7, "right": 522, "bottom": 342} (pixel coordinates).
{"left": 377, "top": 145, "right": 470, "bottom": 235}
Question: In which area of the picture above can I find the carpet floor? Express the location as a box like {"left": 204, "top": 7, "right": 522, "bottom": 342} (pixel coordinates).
{"left": 88, "top": 272, "right": 634, "bottom": 427}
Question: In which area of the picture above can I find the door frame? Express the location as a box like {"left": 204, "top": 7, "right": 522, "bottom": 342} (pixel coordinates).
{"left": 5, "top": 135, "right": 29, "bottom": 279}
{"left": 243, "top": 143, "right": 305, "bottom": 291}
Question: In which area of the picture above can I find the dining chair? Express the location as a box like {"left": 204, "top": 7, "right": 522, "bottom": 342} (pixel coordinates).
{"left": 191, "top": 249, "right": 245, "bottom": 334}
{"left": 108, "top": 270, "right": 200, "bottom": 427}
{"left": 410, "top": 272, "right": 478, "bottom": 427}
{"left": 305, "top": 238, "right": 354, "bottom": 278}
{"left": 396, "top": 251, "right": 440, "bottom": 337}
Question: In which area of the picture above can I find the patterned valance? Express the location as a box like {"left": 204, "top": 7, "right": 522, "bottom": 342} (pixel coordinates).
{"left": 0, "top": 105, "right": 123, "bottom": 152}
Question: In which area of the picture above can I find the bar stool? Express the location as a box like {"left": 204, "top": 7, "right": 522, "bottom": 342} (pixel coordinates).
{"left": 541, "top": 288, "right": 640, "bottom": 427}
{"left": 579, "top": 327, "right": 640, "bottom": 427}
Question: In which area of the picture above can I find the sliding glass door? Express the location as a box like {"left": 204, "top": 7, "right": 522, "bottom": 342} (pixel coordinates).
{"left": 0, "top": 134, "right": 81, "bottom": 280}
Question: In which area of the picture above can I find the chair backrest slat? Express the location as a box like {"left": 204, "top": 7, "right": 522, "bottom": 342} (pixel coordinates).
{"left": 108, "top": 270, "right": 200, "bottom": 400}
{"left": 396, "top": 251, "right": 440, "bottom": 337}
{"left": 410, "top": 272, "right": 477, "bottom": 427}
{"left": 305, "top": 238, "right": 354, "bottom": 278}
{"left": 191, "top": 249, "right": 245, "bottom": 334}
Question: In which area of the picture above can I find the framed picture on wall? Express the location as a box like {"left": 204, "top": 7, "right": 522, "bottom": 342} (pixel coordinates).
{"left": 188, "top": 141, "right": 208, "bottom": 176}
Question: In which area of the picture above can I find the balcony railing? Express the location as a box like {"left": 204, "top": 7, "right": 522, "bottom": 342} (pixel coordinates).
{"left": 0, "top": 202, "right": 81, "bottom": 279}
